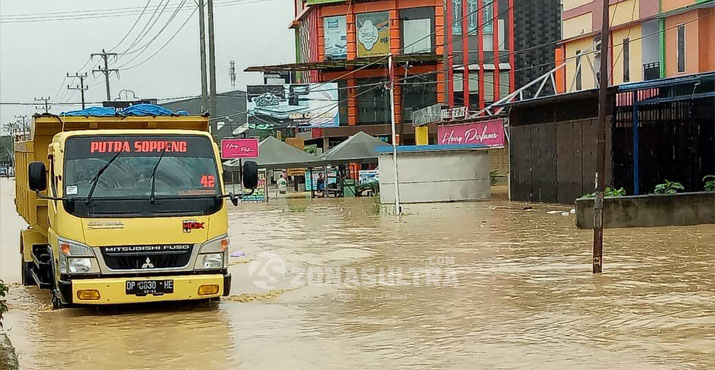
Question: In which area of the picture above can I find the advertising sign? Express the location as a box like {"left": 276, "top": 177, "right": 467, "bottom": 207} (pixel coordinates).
{"left": 220, "top": 138, "right": 259, "bottom": 159}
{"left": 246, "top": 84, "right": 340, "bottom": 128}
{"left": 437, "top": 120, "right": 505, "bottom": 148}
{"left": 324, "top": 16, "right": 347, "bottom": 60}
{"left": 412, "top": 103, "right": 442, "bottom": 126}
{"left": 358, "top": 170, "right": 379, "bottom": 185}
{"left": 356, "top": 11, "right": 389, "bottom": 57}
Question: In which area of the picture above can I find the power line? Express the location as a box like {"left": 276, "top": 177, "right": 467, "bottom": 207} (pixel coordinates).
{"left": 108, "top": 0, "right": 155, "bottom": 52}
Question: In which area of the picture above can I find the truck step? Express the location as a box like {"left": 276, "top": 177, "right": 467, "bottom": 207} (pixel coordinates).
{"left": 30, "top": 268, "right": 52, "bottom": 289}
{"left": 31, "top": 252, "right": 51, "bottom": 270}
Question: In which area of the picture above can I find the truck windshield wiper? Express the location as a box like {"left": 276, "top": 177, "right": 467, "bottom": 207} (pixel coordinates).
{"left": 85, "top": 150, "right": 123, "bottom": 204}
{"left": 149, "top": 148, "right": 167, "bottom": 204}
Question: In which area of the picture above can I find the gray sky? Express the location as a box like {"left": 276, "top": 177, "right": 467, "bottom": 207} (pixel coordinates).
{"left": 0, "top": 0, "right": 294, "bottom": 125}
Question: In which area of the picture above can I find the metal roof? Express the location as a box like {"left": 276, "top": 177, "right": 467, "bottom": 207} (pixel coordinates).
{"left": 244, "top": 54, "right": 442, "bottom": 72}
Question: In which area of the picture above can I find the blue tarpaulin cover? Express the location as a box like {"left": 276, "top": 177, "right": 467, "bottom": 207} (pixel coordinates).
{"left": 60, "top": 104, "right": 189, "bottom": 117}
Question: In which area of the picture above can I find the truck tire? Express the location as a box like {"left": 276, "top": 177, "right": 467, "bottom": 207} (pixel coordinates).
{"left": 51, "top": 290, "right": 64, "bottom": 310}
{"left": 21, "top": 261, "right": 33, "bottom": 286}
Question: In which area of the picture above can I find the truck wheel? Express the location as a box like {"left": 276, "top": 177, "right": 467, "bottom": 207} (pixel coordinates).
{"left": 51, "top": 291, "right": 64, "bottom": 310}
{"left": 21, "top": 261, "right": 33, "bottom": 286}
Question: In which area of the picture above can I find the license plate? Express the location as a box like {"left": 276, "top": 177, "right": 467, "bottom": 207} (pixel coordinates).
{"left": 125, "top": 280, "right": 174, "bottom": 296}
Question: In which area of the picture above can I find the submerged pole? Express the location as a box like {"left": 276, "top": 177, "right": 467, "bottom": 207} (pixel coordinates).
{"left": 388, "top": 53, "right": 402, "bottom": 216}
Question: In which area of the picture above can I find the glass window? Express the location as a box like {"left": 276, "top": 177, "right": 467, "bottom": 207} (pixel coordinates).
{"left": 453, "top": 72, "right": 464, "bottom": 92}
{"left": 63, "top": 135, "right": 221, "bottom": 218}
{"left": 623, "top": 38, "right": 630, "bottom": 82}
{"left": 498, "top": 19, "right": 506, "bottom": 51}
{"left": 677, "top": 25, "right": 685, "bottom": 73}
{"left": 357, "top": 78, "right": 390, "bottom": 125}
{"left": 338, "top": 80, "right": 348, "bottom": 126}
{"left": 484, "top": 72, "right": 495, "bottom": 103}
{"left": 499, "top": 71, "right": 510, "bottom": 98}
{"left": 401, "top": 7, "right": 435, "bottom": 54}
{"left": 575, "top": 50, "right": 582, "bottom": 91}
{"left": 452, "top": 0, "right": 462, "bottom": 36}
{"left": 402, "top": 75, "right": 437, "bottom": 123}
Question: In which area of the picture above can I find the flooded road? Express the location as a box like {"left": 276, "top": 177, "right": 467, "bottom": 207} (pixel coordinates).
{"left": 1, "top": 177, "right": 714, "bottom": 369}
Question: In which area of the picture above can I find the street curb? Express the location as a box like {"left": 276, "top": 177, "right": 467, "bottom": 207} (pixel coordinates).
{"left": 0, "top": 332, "right": 19, "bottom": 370}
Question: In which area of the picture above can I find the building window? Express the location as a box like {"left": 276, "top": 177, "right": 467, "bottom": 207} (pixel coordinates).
{"left": 484, "top": 71, "right": 495, "bottom": 103}
{"left": 677, "top": 24, "right": 686, "bottom": 73}
{"left": 499, "top": 71, "right": 510, "bottom": 98}
{"left": 575, "top": 50, "right": 582, "bottom": 91}
{"left": 402, "top": 75, "right": 437, "bottom": 123}
{"left": 401, "top": 7, "right": 435, "bottom": 54}
{"left": 338, "top": 80, "right": 348, "bottom": 126}
{"left": 623, "top": 38, "right": 630, "bottom": 82}
{"left": 356, "top": 77, "right": 390, "bottom": 125}
{"left": 644, "top": 62, "right": 660, "bottom": 81}
{"left": 453, "top": 71, "right": 464, "bottom": 106}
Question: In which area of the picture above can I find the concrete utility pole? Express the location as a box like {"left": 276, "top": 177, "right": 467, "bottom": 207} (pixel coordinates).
{"left": 14, "top": 115, "right": 28, "bottom": 139}
{"left": 34, "top": 97, "right": 51, "bottom": 113}
{"left": 593, "top": 0, "right": 609, "bottom": 274}
{"left": 67, "top": 72, "right": 89, "bottom": 109}
{"left": 198, "top": 0, "right": 209, "bottom": 113}
{"left": 207, "top": 0, "right": 218, "bottom": 136}
{"left": 229, "top": 60, "right": 236, "bottom": 90}
{"left": 442, "top": 0, "right": 450, "bottom": 106}
{"left": 388, "top": 54, "right": 402, "bottom": 216}
{"left": 91, "top": 49, "right": 119, "bottom": 101}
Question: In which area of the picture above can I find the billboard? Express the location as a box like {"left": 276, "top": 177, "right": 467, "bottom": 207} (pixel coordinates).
{"left": 437, "top": 120, "right": 505, "bottom": 148}
{"left": 356, "top": 11, "right": 389, "bottom": 57}
{"left": 221, "top": 138, "right": 259, "bottom": 159}
{"left": 324, "top": 16, "right": 347, "bottom": 60}
{"left": 246, "top": 84, "right": 340, "bottom": 128}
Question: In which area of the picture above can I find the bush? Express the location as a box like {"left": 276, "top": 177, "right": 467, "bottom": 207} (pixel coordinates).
{"left": 580, "top": 187, "right": 626, "bottom": 199}
{"left": 704, "top": 175, "right": 715, "bottom": 191}
{"left": 654, "top": 180, "right": 684, "bottom": 195}
{"left": 0, "top": 280, "right": 7, "bottom": 329}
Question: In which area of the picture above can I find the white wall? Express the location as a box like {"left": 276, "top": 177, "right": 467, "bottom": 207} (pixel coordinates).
{"left": 378, "top": 149, "right": 491, "bottom": 204}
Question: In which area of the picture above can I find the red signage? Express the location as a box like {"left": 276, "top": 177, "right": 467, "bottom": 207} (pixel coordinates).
{"left": 437, "top": 120, "right": 506, "bottom": 148}
{"left": 221, "top": 138, "right": 259, "bottom": 159}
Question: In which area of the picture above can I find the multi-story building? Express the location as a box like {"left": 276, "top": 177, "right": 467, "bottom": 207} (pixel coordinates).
{"left": 559, "top": 0, "right": 715, "bottom": 93}
{"left": 248, "top": 0, "right": 560, "bottom": 147}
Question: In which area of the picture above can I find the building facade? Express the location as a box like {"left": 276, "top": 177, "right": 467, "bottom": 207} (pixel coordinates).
{"left": 559, "top": 0, "right": 715, "bottom": 93}
{"left": 247, "top": 0, "right": 560, "bottom": 147}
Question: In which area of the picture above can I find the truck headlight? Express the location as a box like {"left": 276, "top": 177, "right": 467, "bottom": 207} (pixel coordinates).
{"left": 58, "top": 238, "right": 100, "bottom": 275}
{"left": 197, "top": 253, "right": 224, "bottom": 270}
{"left": 195, "top": 235, "right": 228, "bottom": 270}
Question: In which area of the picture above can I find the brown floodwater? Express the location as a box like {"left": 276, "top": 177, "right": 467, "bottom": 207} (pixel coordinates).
{"left": 1, "top": 178, "right": 713, "bottom": 369}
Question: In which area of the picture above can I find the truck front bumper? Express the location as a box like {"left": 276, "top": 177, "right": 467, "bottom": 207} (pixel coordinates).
{"left": 64, "top": 273, "right": 231, "bottom": 305}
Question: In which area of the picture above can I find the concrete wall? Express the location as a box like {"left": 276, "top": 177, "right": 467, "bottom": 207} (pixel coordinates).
{"left": 378, "top": 149, "right": 490, "bottom": 204}
{"left": 575, "top": 192, "right": 715, "bottom": 228}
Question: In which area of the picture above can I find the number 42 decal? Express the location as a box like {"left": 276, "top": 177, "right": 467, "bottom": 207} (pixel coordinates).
{"left": 200, "top": 175, "right": 215, "bottom": 188}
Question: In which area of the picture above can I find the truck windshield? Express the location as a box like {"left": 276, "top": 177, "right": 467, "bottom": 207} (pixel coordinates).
{"left": 63, "top": 135, "right": 222, "bottom": 217}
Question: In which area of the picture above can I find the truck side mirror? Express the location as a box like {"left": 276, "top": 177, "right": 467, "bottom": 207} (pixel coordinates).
{"left": 28, "top": 161, "right": 47, "bottom": 192}
{"left": 242, "top": 161, "right": 258, "bottom": 189}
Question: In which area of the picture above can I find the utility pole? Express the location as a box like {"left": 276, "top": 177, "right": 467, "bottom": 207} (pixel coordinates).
{"left": 67, "top": 72, "right": 89, "bottom": 109}
{"left": 593, "top": 0, "right": 609, "bottom": 274}
{"left": 198, "top": 0, "right": 209, "bottom": 113}
{"left": 388, "top": 54, "right": 402, "bottom": 216}
{"left": 34, "top": 97, "right": 51, "bottom": 113}
{"left": 442, "top": 0, "right": 450, "bottom": 106}
{"left": 207, "top": 0, "right": 218, "bottom": 136}
{"left": 229, "top": 60, "right": 236, "bottom": 90}
{"left": 14, "top": 115, "right": 28, "bottom": 140}
{"left": 91, "top": 49, "right": 119, "bottom": 101}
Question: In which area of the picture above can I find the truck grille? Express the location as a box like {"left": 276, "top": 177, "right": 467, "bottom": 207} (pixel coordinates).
{"left": 101, "top": 244, "right": 193, "bottom": 270}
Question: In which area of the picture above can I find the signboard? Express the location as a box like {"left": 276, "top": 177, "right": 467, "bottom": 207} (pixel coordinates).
{"left": 221, "top": 138, "right": 259, "bottom": 159}
{"left": 356, "top": 12, "right": 389, "bottom": 57}
{"left": 358, "top": 170, "right": 379, "bottom": 185}
{"left": 242, "top": 169, "right": 267, "bottom": 202}
{"left": 246, "top": 84, "right": 340, "bottom": 128}
{"left": 412, "top": 103, "right": 442, "bottom": 126}
{"left": 324, "top": 16, "right": 347, "bottom": 60}
{"left": 437, "top": 120, "right": 505, "bottom": 148}
{"left": 441, "top": 106, "right": 468, "bottom": 120}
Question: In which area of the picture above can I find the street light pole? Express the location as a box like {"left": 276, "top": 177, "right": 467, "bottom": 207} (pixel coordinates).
{"left": 593, "top": 0, "right": 610, "bottom": 273}
{"left": 388, "top": 54, "right": 402, "bottom": 216}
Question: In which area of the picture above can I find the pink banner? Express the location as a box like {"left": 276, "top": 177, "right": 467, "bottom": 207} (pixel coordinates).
{"left": 437, "top": 120, "right": 505, "bottom": 147}
{"left": 221, "top": 138, "right": 259, "bottom": 159}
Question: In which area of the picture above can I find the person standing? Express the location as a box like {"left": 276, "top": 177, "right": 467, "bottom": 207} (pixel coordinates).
{"left": 277, "top": 174, "right": 287, "bottom": 195}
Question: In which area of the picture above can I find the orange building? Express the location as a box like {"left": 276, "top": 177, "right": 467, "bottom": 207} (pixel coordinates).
{"left": 558, "top": 0, "right": 714, "bottom": 93}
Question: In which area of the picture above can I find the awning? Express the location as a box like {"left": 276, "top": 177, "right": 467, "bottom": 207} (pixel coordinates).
{"left": 245, "top": 54, "right": 442, "bottom": 72}
{"left": 319, "top": 131, "right": 390, "bottom": 164}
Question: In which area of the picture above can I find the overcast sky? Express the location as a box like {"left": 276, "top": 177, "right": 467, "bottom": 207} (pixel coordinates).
{"left": 0, "top": 0, "right": 294, "bottom": 125}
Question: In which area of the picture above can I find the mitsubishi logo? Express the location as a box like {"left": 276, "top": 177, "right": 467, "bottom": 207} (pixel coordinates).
{"left": 141, "top": 257, "right": 155, "bottom": 269}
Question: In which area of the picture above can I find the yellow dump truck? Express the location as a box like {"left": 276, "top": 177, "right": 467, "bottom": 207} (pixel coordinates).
{"left": 15, "top": 112, "right": 257, "bottom": 308}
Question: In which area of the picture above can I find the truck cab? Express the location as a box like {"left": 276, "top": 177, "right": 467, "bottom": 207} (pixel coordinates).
{"left": 16, "top": 113, "right": 256, "bottom": 308}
